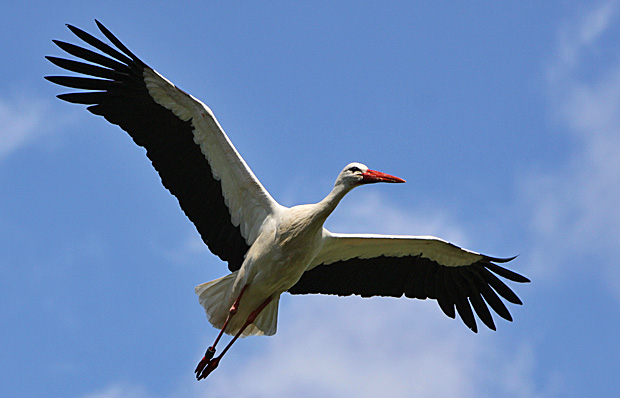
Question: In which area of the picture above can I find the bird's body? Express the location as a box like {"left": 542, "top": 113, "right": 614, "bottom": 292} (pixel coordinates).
{"left": 47, "top": 21, "right": 530, "bottom": 380}
{"left": 201, "top": 204, "right": 326, "bottom": 337}
{"left": 197, "top": 162, "right": 403, "bottom": 337}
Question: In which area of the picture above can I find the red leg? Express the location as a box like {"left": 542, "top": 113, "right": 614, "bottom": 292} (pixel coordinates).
{"left": 194, "top": 284, "right": 248, "bottom": 377}
{"left": 196, "top": 295, "right": 273, "bottom": 381}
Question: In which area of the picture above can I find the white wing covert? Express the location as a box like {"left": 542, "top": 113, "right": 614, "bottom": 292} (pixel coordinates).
{"left": 289, "top": 230, "right": 529, "bottom": 332}
{"left": 143, "top": 68, "right": 282, "bottom": 245}
{"left": 46, "top": 21, "right": 281, "bottom": 271}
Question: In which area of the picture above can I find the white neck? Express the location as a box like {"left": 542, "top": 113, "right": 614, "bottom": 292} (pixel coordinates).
{"left": 312, "top": 181, "right": 356, "bottom": 223}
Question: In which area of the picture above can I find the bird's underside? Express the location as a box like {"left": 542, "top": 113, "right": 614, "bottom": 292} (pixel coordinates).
{"left": 46, "top": 20, "right": 530, "bottom": 381}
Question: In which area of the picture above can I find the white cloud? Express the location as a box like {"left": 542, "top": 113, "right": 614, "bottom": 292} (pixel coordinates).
{"left": 162, "top": 231, "right": 210, "bottom": 266}
{"left": 85, "top": 313, "right": 551, "bottom": 398}
{"left": 0, "top": 95, "right": 51, "bottom": 160}
{"left": 200, "top": 296, "right": 547, "bottom": 398}
{"left": 81, "top": 383, "right": 152, "bottom": 398}
{"left": 522, "top": 1, "right": 620, "bottom": 296}
{"left": 552, "top": 1, "right": 617, "bottom": 74}
{"left": 326, "top": 190, "right": 469, "bottom": 246}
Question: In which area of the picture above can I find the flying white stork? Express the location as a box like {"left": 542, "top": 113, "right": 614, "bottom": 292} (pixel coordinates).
{"left": 46, "top": 21, "right": 530, "bottom": 380}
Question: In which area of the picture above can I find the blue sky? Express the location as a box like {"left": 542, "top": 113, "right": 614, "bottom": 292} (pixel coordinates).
{"left": 2, "top": 1, "right": 620, "bottom": 397}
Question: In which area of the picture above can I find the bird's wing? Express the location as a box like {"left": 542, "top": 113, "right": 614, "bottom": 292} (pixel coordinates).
{"left": 46, "top": 21, "right": 282, "bottom": 271}
{"left": 288, "top": 231, "right": 529, "bottom": 332}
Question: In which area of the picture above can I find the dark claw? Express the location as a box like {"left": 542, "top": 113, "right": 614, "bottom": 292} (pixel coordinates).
{"left": 197, "top": 357, "right": 220, "bottom": 380}
{"left": 194, "top": 357, "right": 209, "bottom": 376}
{"left": 194, "top": 347, "right": 216, "bottom": 376}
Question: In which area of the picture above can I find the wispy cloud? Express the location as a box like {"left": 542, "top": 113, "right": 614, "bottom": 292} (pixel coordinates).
{"left": 81, "top": 383, "right": 151, "bottom": 398}
{"left": 326, "top": 190, "right": 469, "bottom": 245}
{"left": 523, "top": 0, "right": 620, "bottom": 296}
{"left": 203, "top": 296, "right": 550, "bottom": 398}
{"left": 551, "top": 1, "right": 618, "bottom": 75}
{"left": 0, "top": 95, "right": 52, "bottom": 161}
{"left": 162, "top": 231, "right": 210, "bottom": 266}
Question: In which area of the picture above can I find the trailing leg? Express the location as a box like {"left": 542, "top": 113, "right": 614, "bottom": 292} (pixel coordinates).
{"left": 196, "top": 295, "right": 273, "bottom": 381}
{"left": 194, "top": 285, "right": 248, "bottom": 377}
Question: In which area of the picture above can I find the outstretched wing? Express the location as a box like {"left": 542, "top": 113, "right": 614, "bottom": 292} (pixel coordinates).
{"left": 289, "top": 231, "right": 529, "bottom": 332}
{"left": 46, "top": 21, "right": 282, "bottom": 271}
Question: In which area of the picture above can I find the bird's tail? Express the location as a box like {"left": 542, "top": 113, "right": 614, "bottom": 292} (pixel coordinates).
{"left": 194, "top": 273, "right": 279, "bottom": 337}
{"left": 195, "top": 273, "right": 237, "bottom": 330}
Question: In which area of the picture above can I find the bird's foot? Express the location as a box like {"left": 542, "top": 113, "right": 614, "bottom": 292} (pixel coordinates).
{"left": 194, "top": 346, "right": 216, "bottom": 377}
{"left": 196, "top": 356, "right": 220, "bottom": 380}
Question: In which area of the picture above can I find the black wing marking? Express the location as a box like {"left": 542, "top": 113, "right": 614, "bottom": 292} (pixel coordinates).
{"left": 46, "top": 21, "right": 249, "bottom": 271}
{"left": 289, "top": 255, "right": 529, "bottom": 333}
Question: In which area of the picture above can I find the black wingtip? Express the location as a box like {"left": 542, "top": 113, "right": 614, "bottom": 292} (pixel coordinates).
{"left": 484, "top": 261, "right": 530, "bottom": 284}
{"left": 65, "top": 23, "right": 80, "bottom": 36}
{"left": 486, "top": 254, "right": 519, "bottom": 263}
{"left": 93, "top": 19, "right": 142, "bottom": 64}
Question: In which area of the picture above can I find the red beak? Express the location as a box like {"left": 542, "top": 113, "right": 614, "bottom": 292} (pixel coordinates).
{"left": 361, "top": 169, "right": 406, "bottom": 184}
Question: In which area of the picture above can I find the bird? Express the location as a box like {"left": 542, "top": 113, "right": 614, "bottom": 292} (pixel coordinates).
{"left": 46, "top": 20, "right": 530, "bottom": 380}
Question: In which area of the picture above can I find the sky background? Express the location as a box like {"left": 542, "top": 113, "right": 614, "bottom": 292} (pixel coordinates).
{"left": 2, "top": 1, "right": 620, "bottom": 397}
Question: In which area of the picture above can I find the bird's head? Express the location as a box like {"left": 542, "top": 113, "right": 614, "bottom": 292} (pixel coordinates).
{"left": 337, "top": 162, "right": 406, "bottom": 188}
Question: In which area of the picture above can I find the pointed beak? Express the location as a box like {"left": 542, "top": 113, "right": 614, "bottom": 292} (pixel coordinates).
{"left": 361, "top": 169, "right": 406, "bottom": 184}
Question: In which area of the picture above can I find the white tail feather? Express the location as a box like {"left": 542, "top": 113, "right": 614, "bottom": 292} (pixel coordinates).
{"left": 243, "top": 296, "right": 279, "bottom": 337}
{"left": 194, "top": 273, "right": 279, "bottom": 337}
{"left": 195, "top": 272, "right": 237, "bottom": 331}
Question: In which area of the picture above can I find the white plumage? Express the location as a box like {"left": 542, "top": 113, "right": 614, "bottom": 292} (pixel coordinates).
{"left": 46, "top": 21, "right": 529, "bottom": 380}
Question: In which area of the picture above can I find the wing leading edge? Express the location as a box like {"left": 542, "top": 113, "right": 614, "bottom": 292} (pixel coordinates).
{"left": 46, "top": 21, "right": 282, "bottom": 271}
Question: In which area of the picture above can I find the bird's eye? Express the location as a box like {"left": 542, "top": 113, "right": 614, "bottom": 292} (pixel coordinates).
{"left": 348, "top": 166, "right": 361, "bottom": 173}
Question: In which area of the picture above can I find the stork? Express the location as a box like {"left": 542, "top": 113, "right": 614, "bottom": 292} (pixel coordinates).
{"left": 46, "top": 21, "right": 530, "bottom": 380}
